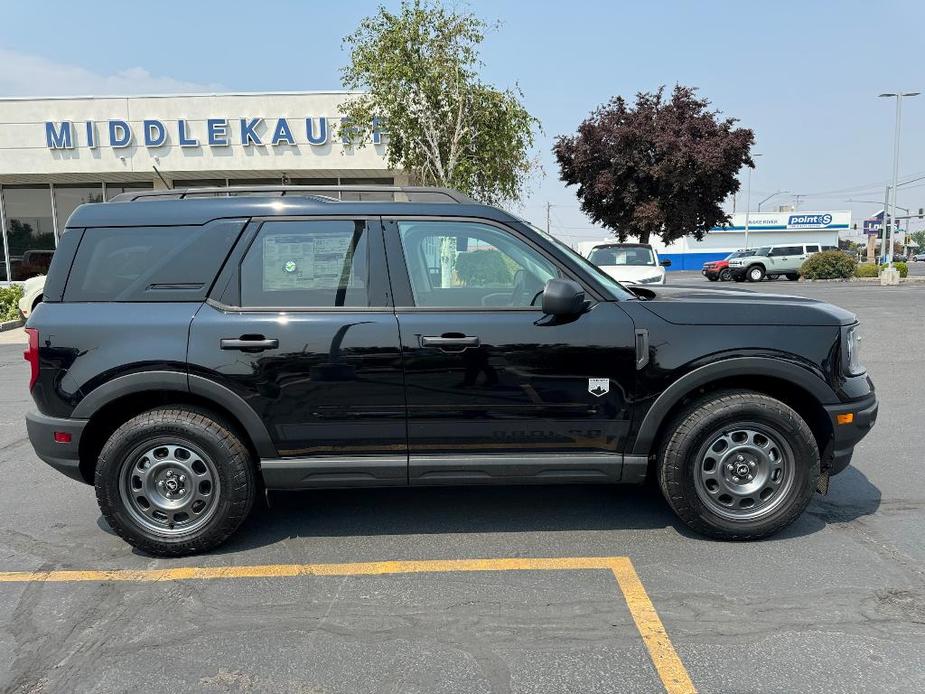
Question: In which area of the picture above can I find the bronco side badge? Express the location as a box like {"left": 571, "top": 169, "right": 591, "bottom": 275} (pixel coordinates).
{"left": 588, "top": 378, "right": 609, "bottom": 397}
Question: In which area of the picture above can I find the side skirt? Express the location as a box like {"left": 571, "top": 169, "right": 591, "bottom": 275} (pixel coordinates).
{"left": 260, "top": 452, "right": 648, "bottom": 489}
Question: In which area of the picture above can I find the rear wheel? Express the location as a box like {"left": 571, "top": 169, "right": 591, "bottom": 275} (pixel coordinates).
{"left": 786, "top": 273, "right": 800, "bottom": 281}
{"left": 95, "top": 407, "right": 255, "bottom": 556}
{"left": 707, "top": 275, "right": 719, "bottom": 282}
{"left": 657, "top": 390, "right": 819, "bottom": 540}
{"left": 746, "top": 265, "right": 766, "bottom": 282}
{"left": 719, "top": 268, "right": 732, "bottom": 282}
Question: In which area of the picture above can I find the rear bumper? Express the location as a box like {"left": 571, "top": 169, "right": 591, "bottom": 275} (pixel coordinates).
{"left": 823, "top": 392, "right": 878, "bottom": 475}
{"left": 25, "top": 410, "right": 88, "bottom": 483}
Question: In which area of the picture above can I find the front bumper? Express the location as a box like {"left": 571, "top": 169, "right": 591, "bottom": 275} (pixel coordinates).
{"left": 823, "top": 392, "right": 878, "bottom": 475}
{"left": 26, "top": 410, "right": 88, "bottom": 483}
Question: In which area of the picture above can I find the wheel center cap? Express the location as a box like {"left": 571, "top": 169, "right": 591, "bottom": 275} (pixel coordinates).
{"left": 165, "top": 478, "right": 179, "bottom": 492}
{"left": 735, "top": 463, "right": 750, "bottom": 477}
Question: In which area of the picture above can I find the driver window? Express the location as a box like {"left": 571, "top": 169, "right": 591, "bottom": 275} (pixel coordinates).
{"left": 397, "top": 221, "right": 558, "bottom": 307}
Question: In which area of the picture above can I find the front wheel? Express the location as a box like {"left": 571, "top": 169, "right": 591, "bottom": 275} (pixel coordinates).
{"left": 786, "top": 273, "right": 800, "bottom": 281}
{"left": 657, "top": 390, "right": 819, "bottom": 540}
{"left": 747, "top": 265, "right": 766, "bottom": 282}
{"left": 719, "top": 268, "right": 732, "bottom": 281}
{"left": 95, "top": 407, "right": 256, "bottom": 556}
{"left": 707, "top": 275, "right": 719, "bottom": 282}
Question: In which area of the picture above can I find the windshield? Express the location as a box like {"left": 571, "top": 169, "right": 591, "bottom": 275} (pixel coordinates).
{"left": 727, "top": 249, "right": 757, "bottom": 260}
{"left": 520, "top": 223, "right": 634, "bottom": 300}
{"left": 589, "top": 245, "right": 655, "bottom": 266}
{"left": 753, "top": 247, "right": 771, "bottom": 256}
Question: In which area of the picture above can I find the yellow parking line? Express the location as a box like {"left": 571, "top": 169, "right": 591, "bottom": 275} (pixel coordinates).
{"left": 0, "top": 556, "right": 695, "bottom": 693}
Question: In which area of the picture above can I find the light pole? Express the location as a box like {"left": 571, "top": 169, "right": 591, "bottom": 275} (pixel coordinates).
{"left": 879, "top": 91, "right": 920, "bottom": 269}
{"left": 743, "top": 154, "right": 762, "bottom": 249}
{"left": 757, "top": 190, "right": 790, "bottom": 213}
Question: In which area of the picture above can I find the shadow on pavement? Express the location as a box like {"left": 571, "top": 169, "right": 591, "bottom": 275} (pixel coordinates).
{"left": 191, "top": 466, "right": 881, "bottom": 555}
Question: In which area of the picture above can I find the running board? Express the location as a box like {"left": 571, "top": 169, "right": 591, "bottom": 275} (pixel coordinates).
{"left": 260, "top": 453, "right": 649, "bottom": 489}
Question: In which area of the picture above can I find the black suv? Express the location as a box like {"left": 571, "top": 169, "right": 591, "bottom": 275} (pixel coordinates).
{"left": 24, "top": 185, "right": 878, "bottom": 556}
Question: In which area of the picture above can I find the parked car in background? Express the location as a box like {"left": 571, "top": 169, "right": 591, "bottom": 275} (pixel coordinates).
{"left": 913, "top": 252, "right": 925, "bottom": 262}
{"left": 586, "top": 242, "right": 671, "bottom": 285}
{"left": 702, "top": 249, "right": 756, "bottom": 282}
{"left": 728, "top": 243, "right": 823, "bottom": 282}
{"left": 18, "top": 275, "right": 46, "bottom": 319}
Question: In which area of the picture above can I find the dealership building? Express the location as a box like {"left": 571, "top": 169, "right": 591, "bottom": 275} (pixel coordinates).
{"left": 0, "top": 91, "right": 400, "bottom": 282}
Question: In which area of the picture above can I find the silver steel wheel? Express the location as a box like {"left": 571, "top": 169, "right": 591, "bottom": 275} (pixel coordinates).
{"left": 119, "top": 442, "right": 220, "bottom": 536}
{"left": 749, "top": 267, "right": 764, "bottom": 281}
{"left": 693, "top": 426, "right": 795, "bottom": 521}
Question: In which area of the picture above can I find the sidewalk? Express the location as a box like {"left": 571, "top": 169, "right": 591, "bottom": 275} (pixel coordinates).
{"left": 0, "top": 327, "right": 25, "bottom": 345}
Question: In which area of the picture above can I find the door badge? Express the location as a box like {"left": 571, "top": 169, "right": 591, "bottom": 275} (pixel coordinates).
{"left": 588, "top": 378, "right": 610, "bottom": 397}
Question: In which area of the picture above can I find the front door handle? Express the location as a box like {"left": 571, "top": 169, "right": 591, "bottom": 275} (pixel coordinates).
{"left": 421, "top": 335, "right": 480, "bottom": 352}
{"left": 220, "top": 336, "right": 279, "bottom": 352}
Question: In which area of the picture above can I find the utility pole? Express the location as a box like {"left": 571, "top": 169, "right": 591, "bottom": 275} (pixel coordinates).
{"left": 546, "top": 202, "right": 551, "bottom": 235}
{"left": 880, "top": 185, "right": 890, "bottom": 264}
{"left": 879, "top": 91, "right": 920, "bottom": 276}
{"left": 743, "top": 154, "right": 762, "bottom": 249}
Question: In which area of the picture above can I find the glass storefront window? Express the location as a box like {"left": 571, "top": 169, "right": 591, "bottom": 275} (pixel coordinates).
{"left": 104, "top": 182, "right": 154, "bottom": 201}
{"left": 2, "top": 185, "right": 56, "bottom": 281}
{"left": 172, "top": 179, "right": 227, "bottom": 188}
{"left": 339, "top": 177, "right": 395, "bottom": 201}
{"left": 54, "top": 184, "right": 103, "bottom": 232}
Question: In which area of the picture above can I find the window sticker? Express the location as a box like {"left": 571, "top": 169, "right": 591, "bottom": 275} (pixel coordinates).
{"left": 262, "top": 233, "right": 352, "bottom": 291}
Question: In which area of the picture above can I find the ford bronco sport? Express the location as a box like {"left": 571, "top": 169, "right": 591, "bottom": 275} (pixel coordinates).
{"left": 24, "top": 185, "right": 878, "bottom": 556}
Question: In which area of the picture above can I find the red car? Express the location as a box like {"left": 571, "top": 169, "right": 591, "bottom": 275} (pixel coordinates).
{"left": 702, "top": 249, "right": 756, "bottom": 281}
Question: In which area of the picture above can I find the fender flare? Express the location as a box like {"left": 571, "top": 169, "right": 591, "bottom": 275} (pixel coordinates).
{"left": 630, "top": 356, "right": 837, "bottom": 456}
{"left": 72, "top": 370, "right": 277, "bottom": 458}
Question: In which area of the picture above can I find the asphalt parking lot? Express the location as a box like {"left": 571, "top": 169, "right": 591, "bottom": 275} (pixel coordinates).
{"left": 1, "top": 278, "right": 923, "bottom": 693}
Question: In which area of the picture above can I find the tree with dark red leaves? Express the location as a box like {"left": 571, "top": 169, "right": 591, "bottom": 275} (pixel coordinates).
{"left": 554, "top": 86, "right": 755, "bottom": 244}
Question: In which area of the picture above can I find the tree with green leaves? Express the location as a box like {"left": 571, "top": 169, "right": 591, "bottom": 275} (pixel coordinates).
{"left": 339, "top": 0, "right": 538, "bottom": 206}
{"left": 554, "top": 85, "right": 755, "bottom": 244}
{"left": 907, "top": 229, "right": 925, "bottom": 251}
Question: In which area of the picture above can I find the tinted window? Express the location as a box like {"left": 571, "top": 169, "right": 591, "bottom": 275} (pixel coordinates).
{"left": 240, "top": 220, "right": 373, "bottom": 307}
{"left": 589, "top": 246, "right": 655, "bottom": 266}
{"left": 64, "top": 221, "right": 243, "bottom": 302}
{"left": 54, "top": 185, "right": 103, "bottom": 231}
{"left": 805, "top": 245, "right": 820, "bottom": 253}
{"left": 770, "top": 246, "right": 802, "bottom": 256}
{"left": 398, "top": 220, "right": 558, "bottom": 308}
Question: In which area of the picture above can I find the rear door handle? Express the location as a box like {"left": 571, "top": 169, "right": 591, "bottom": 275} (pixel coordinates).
{"left": 220, "top": 336, "right": 279, "bottom": 352}
{"left": 421, "top": 335, "right": 480, "bottom": 352}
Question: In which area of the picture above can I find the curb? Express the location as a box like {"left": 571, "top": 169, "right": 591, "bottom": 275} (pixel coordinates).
{"left": 0, "top": 318, "right": 24, "bottom": 332}
{"left": 801, "top": 277, "right": 925, "bottom": 283}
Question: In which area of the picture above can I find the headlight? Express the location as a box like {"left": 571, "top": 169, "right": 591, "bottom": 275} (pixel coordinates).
{"left": 637, "top": 275, "right": 662, "bottom": 284}
{"left": 844, "top": 325, "right": 865, "bottom": 375}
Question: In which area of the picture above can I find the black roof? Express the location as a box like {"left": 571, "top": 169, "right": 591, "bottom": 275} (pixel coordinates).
{"left": 66, "top": 193, "right": 518, "bottom": 228}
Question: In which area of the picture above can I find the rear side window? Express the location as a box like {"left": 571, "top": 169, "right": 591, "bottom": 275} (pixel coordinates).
{"left": 769, "top": 246, "right": 802, "bottom": 256}
{"left": 239, "top": 219, "right": 374, "bottom": 307}
{"left": 64, "top": 220, "right": 243, "bottom": 302}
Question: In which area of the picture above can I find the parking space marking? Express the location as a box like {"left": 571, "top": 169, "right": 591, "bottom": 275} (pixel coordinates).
{"left": 0, "top": 556, "right": 695, "bottom": 693}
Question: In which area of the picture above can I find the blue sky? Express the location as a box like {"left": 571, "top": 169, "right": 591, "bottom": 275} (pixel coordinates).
{"left": 1, "top": 0, "right": 923, "bottom": 242}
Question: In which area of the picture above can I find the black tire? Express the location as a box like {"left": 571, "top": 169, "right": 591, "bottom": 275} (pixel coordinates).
{"left": 95, "top": 407, "right": 256, "bottom": 556}
{"left": 767, "top": 274, "right": 778, "bottom": 281}
{"left": 732, "top": 274, "right": 746, "bottom": 282}
{"left": 657, "top": 390, "right": 819, "bottom": 540}
{"left": 32, "top": 295, "right": 43, "bottom": 312}
{"left": 746, "top": 264, "right": 766, "bottom": 282}
{"left": 786, "top": 273, "right": 800, "bottom": 281}
{"left": 719, "top": 268, "right": 732, "bottom": 282}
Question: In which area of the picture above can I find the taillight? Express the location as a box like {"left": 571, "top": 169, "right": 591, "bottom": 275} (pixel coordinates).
{"left": 24, "top": 327, "right": 39, "bottom": 390}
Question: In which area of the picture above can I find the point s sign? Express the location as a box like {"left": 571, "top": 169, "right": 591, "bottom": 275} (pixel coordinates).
{"left": 787, "top": 213, "right": 833, "bottom": 228}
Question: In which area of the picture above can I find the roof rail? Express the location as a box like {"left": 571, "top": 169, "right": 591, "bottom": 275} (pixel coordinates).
{"left": 107, "top": 184, "right": 477, "bottom": 204}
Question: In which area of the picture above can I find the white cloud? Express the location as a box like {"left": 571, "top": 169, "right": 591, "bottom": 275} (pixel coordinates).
{"left": 0, "top": 48, "right": 224, "bottom": 97}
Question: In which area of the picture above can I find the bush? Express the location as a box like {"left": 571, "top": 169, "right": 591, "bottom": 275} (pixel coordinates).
{"left": 0, "top": 284, "right": 24, "bottom": 322}
{"left": 855, "top": 263, "right": 878, "bottom": 278}
{"left": 800, "top": 250, "right": 857, "bottom": 280}
{"left": 887, "top": 261, "right": 909, "bottom": 278}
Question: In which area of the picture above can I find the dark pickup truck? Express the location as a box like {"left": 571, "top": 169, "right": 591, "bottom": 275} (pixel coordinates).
{"left": 24, "top": 185, "right": 877, "bottom": 556}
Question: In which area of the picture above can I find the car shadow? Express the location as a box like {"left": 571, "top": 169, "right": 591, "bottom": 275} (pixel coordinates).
{"left": 100, "top": 466, "right": 882, "bottom": 555}
{"left": 211, "top": 466, "right": 882, "bottom": 554}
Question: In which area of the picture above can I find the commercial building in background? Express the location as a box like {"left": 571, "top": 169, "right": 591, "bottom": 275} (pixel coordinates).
{"left": 0, "top": 91, "right": 399, "bottom": 282}
{"left": 580, "top": 211, "right": 849, "bottom": 270}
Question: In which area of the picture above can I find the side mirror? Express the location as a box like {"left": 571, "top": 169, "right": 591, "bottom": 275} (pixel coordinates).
{"left": 542, "top": 278, "right": 586, "bottom": 317}
{"left": 660, "top": 258, "right": 672, "bottom": 267}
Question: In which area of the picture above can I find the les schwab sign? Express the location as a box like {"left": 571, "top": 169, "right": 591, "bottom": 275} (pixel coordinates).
{"left": 44, "top": 116, "right": 380, "bottom": 150}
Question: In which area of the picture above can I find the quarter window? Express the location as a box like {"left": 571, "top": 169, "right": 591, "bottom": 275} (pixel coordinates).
{"left": 397, "top": 220, "right": 558, "bottom": 308}
{"left": 240, "top": 220, "right": 373, "bottom": 307}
